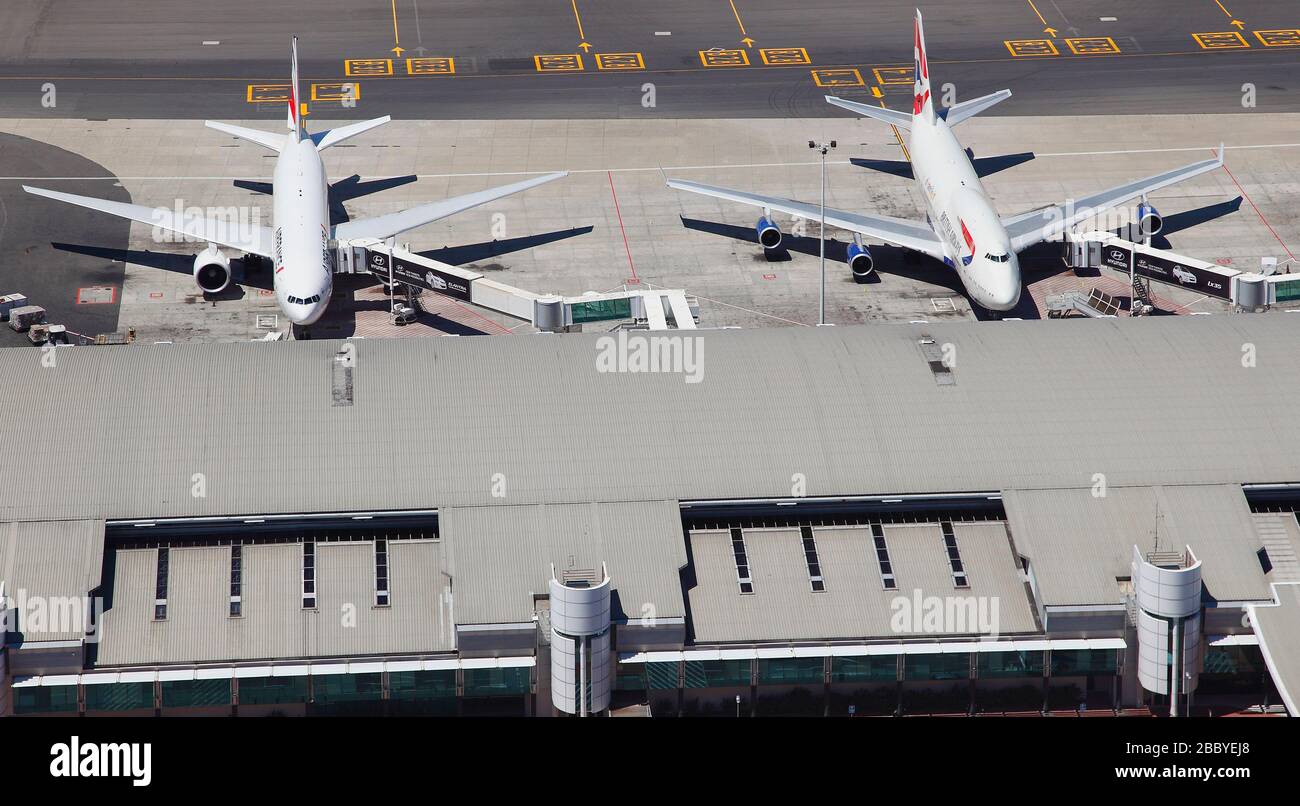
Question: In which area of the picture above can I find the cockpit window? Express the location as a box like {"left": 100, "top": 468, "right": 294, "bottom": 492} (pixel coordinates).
{"left": 984, "top": 252, "right": 1011, "bottom": 263}
{"left": 286, "top": 295, "right": 319, "bottom": 305}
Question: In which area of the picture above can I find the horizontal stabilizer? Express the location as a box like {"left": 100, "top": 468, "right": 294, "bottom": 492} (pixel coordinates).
{"left": 825, "top": 96, "right": 912, "bottom": 129}
{"left": 312, "top": 116, "right": 391, "bottom": 151}
{"left": 942, "top": 89, "right": 1012, "bottom": 126}
{"left": 205, "top": 120, "right": 286, "bottom": 152}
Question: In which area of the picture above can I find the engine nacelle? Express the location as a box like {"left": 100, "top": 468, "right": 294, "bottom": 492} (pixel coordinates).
{"left": 1136, "top": 202, "right": 1162, "bottom": 238}
{"left": 193, "top": 246, "right": 232, "bottom": 294}
{"left": 847, "top": 243, "right": 874, "bottom": 279}
{"left": 756, "top": 216, "right": 782, "bottom": 249}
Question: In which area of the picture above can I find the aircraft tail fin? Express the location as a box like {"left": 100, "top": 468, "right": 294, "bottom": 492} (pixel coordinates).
{"left": 912, "top": 9, "right": 935, "bottom": 123}
{"left": 288, "top": 36, "right": 303, "bottom": 141}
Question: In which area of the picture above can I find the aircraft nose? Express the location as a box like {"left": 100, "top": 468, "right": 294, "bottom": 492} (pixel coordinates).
{"left": 286, "top": 302, "right": 324, "bottom": 326}
{"left": 985, "top": 255, "right": 1022, "bottom": 311}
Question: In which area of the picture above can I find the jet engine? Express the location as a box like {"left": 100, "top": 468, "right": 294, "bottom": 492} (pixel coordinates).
{"left": 847, "top": 243, "right": 874, "bottom": 279}
{"left": 1135, "top": 202, "right": 1163, "bottom": 238}
{"left": 193, "top": 246, "right": 232, "bottom": 294}
{"left": 756, "top": 216, "right": 782, "bottom": 249}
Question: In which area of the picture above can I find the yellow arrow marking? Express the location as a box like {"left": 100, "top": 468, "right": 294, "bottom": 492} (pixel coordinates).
{"left": 1026, "top": 0, "right": 1057, "bottom": 37}
{"left": 389, "top": 0, "right": 404, "bottom": 55}
{"left": 871, "top": 85, "right": 883, "bottom": 99}
{"left": 729, "top": 0, "right": 754, "bottom": 47}
{"left": 571, "top": 0, "right": 592, "bottom": 49}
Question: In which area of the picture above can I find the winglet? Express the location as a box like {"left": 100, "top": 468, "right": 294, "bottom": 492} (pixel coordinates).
{"left": 1217, "top": 142, "right": 1226, "bottom": 165}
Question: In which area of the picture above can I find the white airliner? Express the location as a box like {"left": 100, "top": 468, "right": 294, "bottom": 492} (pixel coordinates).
{"left": 667, "top": 9, "right": 1224, "bottom": 311}
{"left": 25, "top": 38, "right": 566, "bottom": 329}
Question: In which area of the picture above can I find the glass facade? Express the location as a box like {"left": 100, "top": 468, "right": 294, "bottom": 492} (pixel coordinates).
{"left": 903, "top": 653, "right": 970, "bottom": 681}
{"left": 757, "top": 657, "right": 823, "bottom": 685}
{"left": 614, "top": 662, "right": 648, "bottom": 691}
{"left": 463, "top": 667, "right": 529, "bottom": 697}
{"left": 977, "top": 651, "right": 1045, "bottom": 679}
{"left": 1050, "top": 649, "right": 1116, "bottom": 676}
{"left": 646, "top": 661, "right": 679, "bottom": 690}
{"left": 571, "top": 297, "right": 632, "bottom": 324}
{"left": 162, "top": 678, "right": 231, "bottom": 708}
{"left": 685, "top": 659, "right": 751, "bottom": 688}
{"left": 311, "top": 673, "right": 384, "bottom": 714}
{"left": 13, "top": 685, "right": 78, "bottom": 714}
{"left": 1274, "top": 277, "right": 1300, "bottom": 303}
{"left": 831, "top": 655, "right": 898, "bottom": 683}
{"left": 389, "top": 670, "right": 456, "bottom": 700}
{"left": 237, "top": 675, "right": 308, "bottom": 706}
{"left": 84, "top": 681, "right": 154, "bottom": 712}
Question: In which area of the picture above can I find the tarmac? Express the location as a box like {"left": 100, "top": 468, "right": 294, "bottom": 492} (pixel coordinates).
{"left": 1, "top": 111, "right": 1296, "bottom": 343}
{"left": 2, "top": 0, "right": 1300, "bottom": 119}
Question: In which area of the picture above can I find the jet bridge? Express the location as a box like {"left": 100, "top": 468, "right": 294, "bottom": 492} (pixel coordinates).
{"left": 1067, "top": 230, "right": 1295, "bottom": 310}
{"left": 335, "top": 239, "right": 698, "bottom": 332}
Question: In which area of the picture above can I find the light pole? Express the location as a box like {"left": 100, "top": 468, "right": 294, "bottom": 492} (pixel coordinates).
{"left": 809, "top": 140, "right": 837, "bottom": 325}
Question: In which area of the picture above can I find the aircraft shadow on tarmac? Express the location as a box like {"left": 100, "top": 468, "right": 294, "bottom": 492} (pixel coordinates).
{"left": 417, "top": 226, "right": 594, "bottom": 266}
{"left": 315, "top": 275, "right": 498, "bottom": 338}
{"left": 234, "top": 174, "right": 421, "bottom": 225}
{"left": 850, "top": 150, "right": 1037, "bottom": 181}
{"left": 50, "top": 242, "right": 271, "bottom": 303}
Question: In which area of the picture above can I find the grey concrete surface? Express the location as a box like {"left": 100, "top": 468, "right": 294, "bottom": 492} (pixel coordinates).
{"left": 1, "top": 1, "right": 1298, "bottom": 118}
{"left": 1, "top": 111, "right": 1295, "bottom": 343}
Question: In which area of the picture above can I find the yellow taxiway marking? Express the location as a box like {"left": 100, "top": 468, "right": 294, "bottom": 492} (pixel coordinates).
{"left": 760, "top": 47, "right": 810, "bottom": 66}
{"left": 247, "top": 84, "right": 290, "bottom": 102}
{"left": 810, "top": 68, "right": 862, "bottom": 87}
{"left": 389, "top": 0, "right": 405, "bottom": 56}
{"left": 1213, "top": 1, "right": 1246, "bottom": 30}
{"left": 535, "top": 53, "right": 584, "bottom": 72}
{"left": 883, "top": 100, "right": 912, "bottom": 162}
{"left": 699, "top": 48, "right": 750, "bottom": 67}
{"left": 406, "top": 57, "right": 456, "bottom": 75}
{"left": 1193, "top": 31, "right": 1249, "bottom": 49}
{"left": 1005, "top": 38, "right": 1059, "bottom": 57}
{"left": 1025, "top": 0, "right": 1058, "bottom": 37}
{"left": 728, "top": 0, "right": 755, "bottom": 47}
{"left": 1065, "top": 36, "right": 1120, "bottom": 55}
{"left": 571, "top": 0, "right": 592, "bottom": 52}
{"left": 345, "top": 58, "right": 394, "bottom": 76}
{"left": 311, "top": 82, "right": 361, "bottom": 102}
{"left": 873, "top": 65, "right": 914, "bottom": 85}
{"left": 1254, "top": 29, "right": 1300, "bottom": 47}
{"left": 595, "top": 52, "right": 645, "bottom": 70}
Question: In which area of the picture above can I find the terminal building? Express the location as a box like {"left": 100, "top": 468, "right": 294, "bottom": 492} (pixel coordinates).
{"left": 1, "top": 315, "right": 1298, "bottom": 717}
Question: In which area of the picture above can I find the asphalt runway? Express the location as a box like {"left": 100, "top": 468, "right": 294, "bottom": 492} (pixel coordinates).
{"left": 1, "top": 0, "right": 1298, "bottom": 119}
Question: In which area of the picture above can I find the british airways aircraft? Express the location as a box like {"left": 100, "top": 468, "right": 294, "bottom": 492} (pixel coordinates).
{"left": 667, "top": 9, "right": 1224, "bottom": 311}
{"left": 25, "top": 38, "right": 566, "bottom": 331}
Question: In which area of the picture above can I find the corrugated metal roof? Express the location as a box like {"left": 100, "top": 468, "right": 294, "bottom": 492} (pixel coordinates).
{"left": 1004, "top": 484, "right": 1270, "bottom": 607}
{"left": 0, "top": 519, "right": 104, "bottom": 641}
{"left": 686, "top": 523, "right": 1037, "bottom": 643}
{"left": 1248, "top": 583, "right": 1300, "bottom": 717}
{"left": 440, "top": 500, "right": 686, "bottom": 626}
{"left": 3, "top": 316, "right": 1300, "bottom": 522}
{"left": 96, "top": 540, "right": 453, "bottom": 666}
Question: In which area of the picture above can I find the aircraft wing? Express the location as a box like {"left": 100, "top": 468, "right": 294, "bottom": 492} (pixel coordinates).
{"left": 332, "top": 172, "right": 567, "bottom": 242}
{"left": 667, "top": 178, "right": 946, "bottom": 260}
{"left": 1002, "top": 146, "right": 1224, "bottom": 252}
{"left": 23, "top": 185, "right": 273, "bottom": 257}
